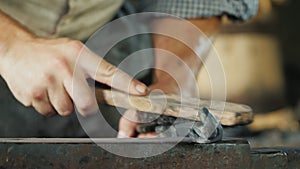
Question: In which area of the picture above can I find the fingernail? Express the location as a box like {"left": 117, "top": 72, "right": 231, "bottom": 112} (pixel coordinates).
{"left": 136, "top": 84, "right": 148, "bottom": 94}
{"left": 117, "top": 131, "right": 129, "bottom": 138}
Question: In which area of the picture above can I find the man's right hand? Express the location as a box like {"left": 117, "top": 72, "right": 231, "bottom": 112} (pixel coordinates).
{"left": 0, "top": 10, "right": 148, "bottom": 116}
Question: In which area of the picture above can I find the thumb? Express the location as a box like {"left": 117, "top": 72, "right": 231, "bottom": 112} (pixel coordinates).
{"left": 118, "top": 110, "right": 139, "bottom": 138}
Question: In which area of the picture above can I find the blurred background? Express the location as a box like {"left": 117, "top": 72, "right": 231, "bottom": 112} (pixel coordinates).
{"left": 198, "top": 0, "right": 300, "bottom": 147}
{"left": 0, "top": 0, "right": 300, "bottom": 148}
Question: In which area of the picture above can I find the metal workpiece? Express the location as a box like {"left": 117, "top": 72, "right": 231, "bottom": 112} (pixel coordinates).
{"left": 0, "top": 138, "right": 251, "bottom": 169}
{"left": 137, "top": 108, "right": 223, "bottom": 144}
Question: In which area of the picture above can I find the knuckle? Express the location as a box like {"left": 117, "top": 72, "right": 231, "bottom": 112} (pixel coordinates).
{"left": 50, "top": 94, "right": 74, "bottom": 116}
{"left": 31, "top": 89, "right": 45, "bottom": 101}
{"left": 59, "top": 109, "right": 73, "bottom": 116}
{"left": 57, "top": 104, "right": 74, "bottom": 116}
{"left": 44, "top": 73, "right": 55, "bottom": 84}
{"left": 37, "top": 107, "right": 55, "bottom": 117}
{"left": 77, "top": 97, "right": 95, "bottom": 112}
{"left": 105, "top": 65, "right": 117, "bottom": 76}
{"left": 52, "top": 55, "right": 69, "bottom": 69}
{"left": 99, "top": 64, "right": 118, "bottom": 84}
{"left": 51, "top": 56, "right": 73, "bottom": 76}
{"left": 14, "top": 91, "right": 32, "bottom": 107}
{"left": 67, "top": 40, "right": 84, "bottom": 55}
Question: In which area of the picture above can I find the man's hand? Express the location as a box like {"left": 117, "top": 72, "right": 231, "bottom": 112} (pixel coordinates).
{"left": 0, "top": 11, "right": 148, "bottom": 117}
{"left": 118, "top": 17, "right": 221, "bottom": 138}
{"left": 118, "top": 81, "right": 179, "bottom": 138}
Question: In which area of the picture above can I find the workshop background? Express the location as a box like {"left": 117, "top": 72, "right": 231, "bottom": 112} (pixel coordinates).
{"left": 0, "top": 0, "right": 299, "bottom": 147}
{"left": 197, "top": 0, "right": 300, "bottom": 147}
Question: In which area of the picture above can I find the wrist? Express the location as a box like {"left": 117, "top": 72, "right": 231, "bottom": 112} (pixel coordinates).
{"left": 0, "top": 11, "right": 36, "bottom": 58}
{"left": 0, "top": 28, "right": 36, "bottom": 77}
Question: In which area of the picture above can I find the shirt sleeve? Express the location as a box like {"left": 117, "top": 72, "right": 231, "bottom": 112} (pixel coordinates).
{"left": 143, "top": 0, "right": 259, "bottom": 21}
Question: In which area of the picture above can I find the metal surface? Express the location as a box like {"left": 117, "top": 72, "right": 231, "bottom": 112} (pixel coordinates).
{"left": 0, "top": 138, "right": 299, "bottom": 169}
{"left": 251, "top": 149, "right": 288, "bottom": 169}
{"left": 0, "top": 138, "right": 251, "bottom": 169}
{"left": 251, "top": 147, "right": 300, "bottom": 169}
{"left": 137, "top": 108, "right": 223, "bottom": 143}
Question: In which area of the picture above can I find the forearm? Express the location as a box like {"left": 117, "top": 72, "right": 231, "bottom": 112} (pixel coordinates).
{"left": 151, "top": 17, "right": 221, "bottom": 96}
{"left": 0, "top": 10, "right": 35, "bottom": 74}
{"left": 0, "top": 10, "right": 34, "bottom": 46}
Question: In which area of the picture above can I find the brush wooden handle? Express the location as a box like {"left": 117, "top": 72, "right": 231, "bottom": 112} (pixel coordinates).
{"left": 95, "top": 89, "right": 253, "bottom": 126}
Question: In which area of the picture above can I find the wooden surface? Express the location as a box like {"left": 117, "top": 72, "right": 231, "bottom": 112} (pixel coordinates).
{"left": 95, "top": 89, "right": 253, "bottom": 126}
{"left": 249, "top": 107, "right": 299, "bottom": 132}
